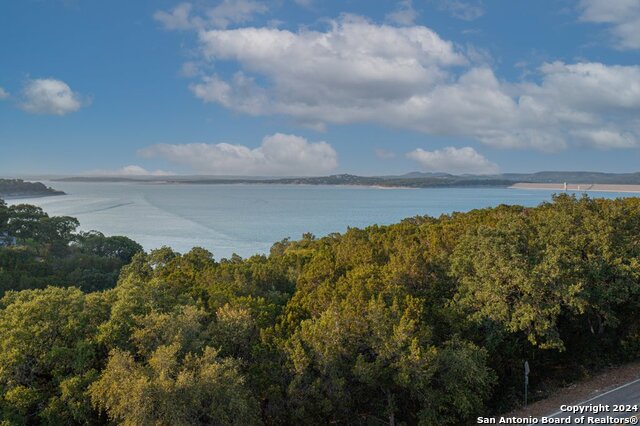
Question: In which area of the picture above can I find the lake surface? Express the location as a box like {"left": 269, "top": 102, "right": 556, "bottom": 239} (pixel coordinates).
{"left": 8, "top": 182, "right": 639, "bottom": 259}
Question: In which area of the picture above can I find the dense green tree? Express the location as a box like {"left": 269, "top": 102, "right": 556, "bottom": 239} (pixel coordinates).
{"left": 90, "top": 298, "right": 259, "bottom": 425}
{"left": 0, "top": 199, "right": 8, "bottom": 230}
{"left": 0, "top": 287, "right": 109, "bottom": 424}
{"left": 74, "top": 231, "right": 143, "bottom": 263}
{"left": 285, "top": 266, "right": 494, "bottom": 425}
{"left": 89, "top": 345, "right": 260, "bottom": 426}
{"left": 6, "top": 204, "right": 48, "bottom": 241}
{"left": 0, "top": 202, "right": 142, "bottom": 295}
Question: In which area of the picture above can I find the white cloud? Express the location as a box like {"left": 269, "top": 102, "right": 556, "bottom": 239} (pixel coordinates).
{"left": 154, "top": 1, "right": 268, "bottom": 31}
{"left": 191, "top": 56, "right": 640, "bottom": 151}
{"left": 532, "top": 62, "right": 640, "bottom": 111}
{"left": 207, "top": 0, "right": 268, "bottom": 29}
{"left": 375, "top": 148, "right": 396, "bottom": 160}
{"left": 139, "top": 133, "right": 338, "bottom": 176}
{"left": 87, "top": 165, "right": 174, "bottom": 177}
{"left": 386, "top": 1, "right": 418, "bottom": 26}
{"left": 162, "top": 12, "right": 640, "bottom": 152}
{"left": 20, "top": 78, "right": 86, "bottom": 115}
{"left": 0, "top": 87, "right": 9, "bottom": 100}
{"left": 446, "top": 62, "right": 640, "bottom": 151}
{"left": 571, "top": 129, "right": 638, "bottom": 149}
{"left": 407, "top": 146, "right": 499, "bottom": 174}
{"left": 579, "top": 0, "right": 640, "bottom": 49}
{"left": 438, "top": 0, "right": 485, "bottom": 21}
{"left": 154, "top": 3, "right": 196, "bottom": 30}
{"left": 190, "top": 73, "right": 268, "bottom": 116}
{"left": 191, "top": 14, "right": 466, "bottom": 127}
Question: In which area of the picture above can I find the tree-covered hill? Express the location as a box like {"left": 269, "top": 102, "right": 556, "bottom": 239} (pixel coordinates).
{"left": 55, "top": 170, "right": 640, "bottom": 187}
{"left": 2, "top": 194, "right": 640, "bottom": 424}
{"left": 0, "top": 179, "right": 65, "bottom": 197}
{"left": 54, "top": 173, "right": 514, "bottom": 188}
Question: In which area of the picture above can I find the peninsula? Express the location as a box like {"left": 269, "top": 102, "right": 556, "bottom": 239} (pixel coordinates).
{"left": 0, "top": 179, "right": 65, "bottom": 198}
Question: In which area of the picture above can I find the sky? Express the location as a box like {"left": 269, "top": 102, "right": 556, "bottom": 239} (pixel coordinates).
{"left": 1, "top": 0, "right": 640, "bottom": 176}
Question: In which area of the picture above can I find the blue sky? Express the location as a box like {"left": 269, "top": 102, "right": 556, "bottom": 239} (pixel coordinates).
{"left": 1, "top": 0, "right": 640, "bottom": 176}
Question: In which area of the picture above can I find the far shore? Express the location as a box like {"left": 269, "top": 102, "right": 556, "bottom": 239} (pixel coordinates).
{"left": 511, "top": 183, "right": 640, "bottom": 193}
{"left": 1, "top": 192, "right": 66, "bottom": 200}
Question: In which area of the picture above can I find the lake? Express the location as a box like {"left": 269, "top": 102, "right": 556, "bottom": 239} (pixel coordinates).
{"left": 8, "top": 181, "right": 639, "bottom": 259}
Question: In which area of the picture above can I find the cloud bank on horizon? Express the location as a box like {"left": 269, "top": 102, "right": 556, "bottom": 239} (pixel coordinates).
{"left": 85, "top": 165, "right": 174, "bottom": 177}
{"left": 407, "top": 146, "right": 499, "bottom": 175}
{"left": 139, "top": 133, "right": 338, "bottom": 176}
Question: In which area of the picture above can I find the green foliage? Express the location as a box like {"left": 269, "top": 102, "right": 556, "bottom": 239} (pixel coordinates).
{"left": 0, "top": 287, "right": 109, "bottom": 424}
{"left": 0, "top": 201, "right": 142, "bottom": 295}
{"left": 89, "top": 345, "right": 260, "bottom": 425}
{"left": 3, "top": 194, "right": 640, "bottom": 424}
{"left": 0, "top": 199, "right": 8, "bottom": 229}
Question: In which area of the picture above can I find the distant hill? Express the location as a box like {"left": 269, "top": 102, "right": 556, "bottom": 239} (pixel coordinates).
{"left": 55, "top": 171, "right": 640, "bottom": 188}
{"left": 501, "top": 171, "right": 640, "bottom": 184}
{"left": 55, "top": 173, "right": 513, "bottom": 188}
{"left": 0, "top": 179, "right": 65, "bottom": 198}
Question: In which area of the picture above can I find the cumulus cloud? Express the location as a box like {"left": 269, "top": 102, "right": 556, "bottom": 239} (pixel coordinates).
{"left": 0, "top": 87, "right": 9, "bottom": 100}
{"left": 579, "top": 0, "right": 640, "bottom": 49}
{"left": 438, "top": 0, "right": 485, "bottom": 21}
{"left": 139, "top": 133, "right": 338, "bottom": 176}
{"left": 87, "top": 165, "right": 174, "bottom": 177}
{"left": 190, "top": 15, "right": 465, "bottom": 126}
{"left": 20, "top": 79, "right": 86, "bottom": 115}
{"left": 407, "top": 146, "right": 499, "bottom": 174}
{"left": 386, "top": 1, "right": 418, "bottom": 26}
{"left": 161, "top": 11, "right": 640, "bottom": 152}
{"left": 154, "top": 0, "right": 267, "bottom": 31}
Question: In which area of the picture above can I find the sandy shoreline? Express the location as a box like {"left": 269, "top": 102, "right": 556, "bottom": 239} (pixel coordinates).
{"left": 511, "top": 183, "right": 640, "bottom": 193}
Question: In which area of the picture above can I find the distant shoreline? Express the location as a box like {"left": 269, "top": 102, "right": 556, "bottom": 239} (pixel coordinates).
{"left": 48, "top": 173, "right": 640, "bottom": 192}
{"left": 510, "top": 183, "right": 640, "bottom": 193}
{"left": 1, "top": 193, "right": 66, "bottom": 200}
{"left": 50, "top": 175, "right": 513, "bottom": 189}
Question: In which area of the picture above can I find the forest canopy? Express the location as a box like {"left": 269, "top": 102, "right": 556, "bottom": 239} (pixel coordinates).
{"left": 1, "top": 194, "right": 640, "bottom": 425}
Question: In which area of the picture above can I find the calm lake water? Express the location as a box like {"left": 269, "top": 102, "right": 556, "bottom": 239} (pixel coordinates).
{"left": 8, "top": 181, "right": 639, "bottom": 259}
